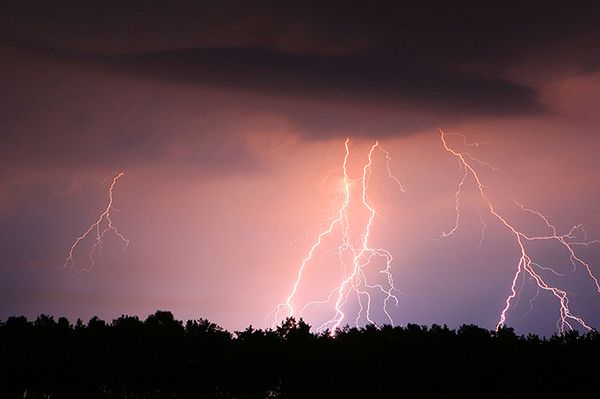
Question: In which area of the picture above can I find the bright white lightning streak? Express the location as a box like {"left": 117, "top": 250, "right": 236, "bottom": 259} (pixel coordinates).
{"left": 440, "top": 130, "right": 598, "bottom": 333}
{"left": 270, "top": 139, "right": 402, "bottom": 334}
{"left": 63, "top": 171, "right": 129, "bottom": 273}
{"left": 323, "top": 142, "right": 397, "bottom": 333}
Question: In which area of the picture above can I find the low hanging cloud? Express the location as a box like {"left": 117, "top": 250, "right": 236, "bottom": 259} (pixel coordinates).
{"left": 3, "top": 32, "right": 546, "bottom": 127}
{"left": 6, "top": 2, "right": 600, "bottom": 134}
{"left": 2, "top": 0, "right": 600, "bottom": 165}
{"left": 94, "top": 46, "right": 547, "bottom": 118}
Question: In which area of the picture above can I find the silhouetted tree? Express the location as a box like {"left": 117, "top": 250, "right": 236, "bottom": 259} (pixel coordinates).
{"left": 2, "top": 312, "right": 599, "bottom": 398}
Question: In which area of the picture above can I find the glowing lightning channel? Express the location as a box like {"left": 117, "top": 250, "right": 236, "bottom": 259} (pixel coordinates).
{"left": 270, "top": 139, "right": 402, "bottom": 334}
{"left": 272, "top": 139, "right": 353, "bottom": 323}
{"left": 440, "top": 130, "right": 599, "bottom": 333}
{"left": 63, "top": 171, "right": 129, "bottom": 273}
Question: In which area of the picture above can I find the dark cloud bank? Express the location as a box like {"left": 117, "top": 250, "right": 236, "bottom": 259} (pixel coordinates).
{"left": 4, "top": 2, "right": 600, "bottom": 129}
{"left": 1, "top": 0, "right": 600, "bottom": 170}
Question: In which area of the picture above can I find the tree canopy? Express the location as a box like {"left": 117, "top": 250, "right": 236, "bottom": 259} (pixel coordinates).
{"left": 1, "top": 311, "right": 598, "bottom": 398}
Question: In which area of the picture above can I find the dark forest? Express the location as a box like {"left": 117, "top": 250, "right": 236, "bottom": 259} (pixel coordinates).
{"left": 1, "top": 311, "right": 598, "bottom": 398}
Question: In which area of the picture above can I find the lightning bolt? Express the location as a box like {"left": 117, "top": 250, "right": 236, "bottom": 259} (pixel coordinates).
{"left": 269, "top": 139, "right": 403, "bottom": 334}
{"left": 63, "top": 171, "right": 129, "bottom": 273}
{"left": 440, "top": 130, "right": 599, "bottom": 333}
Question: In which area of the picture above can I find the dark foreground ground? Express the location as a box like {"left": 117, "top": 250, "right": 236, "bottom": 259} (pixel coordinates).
{"left": 1, "top": 311, "right": 598, "bottom": 398}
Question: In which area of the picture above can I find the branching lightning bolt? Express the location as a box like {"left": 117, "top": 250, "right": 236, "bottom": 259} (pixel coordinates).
{"left": 269, "top": 139, "right": 403, "bottom": 334}
{"left": 63, "top": 171, "right": 129, "bottom": 273}
{"left": 440, "top": 130, "right": 599, "bottom": 333}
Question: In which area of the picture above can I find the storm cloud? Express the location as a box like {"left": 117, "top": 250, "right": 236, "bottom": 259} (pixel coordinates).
{"left": 4, "top": 1, "right": 600, "bottom": 142}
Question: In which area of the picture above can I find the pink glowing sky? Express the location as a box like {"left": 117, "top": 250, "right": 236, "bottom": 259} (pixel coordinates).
{"left": 2, "top": 2, "right": 600, "bottom": 335}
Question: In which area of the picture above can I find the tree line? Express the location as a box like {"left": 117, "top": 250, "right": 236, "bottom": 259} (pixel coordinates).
{"left": 1, "top": 311, "right": 598, "bottom": 398}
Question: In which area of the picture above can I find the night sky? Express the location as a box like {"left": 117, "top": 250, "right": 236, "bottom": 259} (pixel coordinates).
{"left": 2, "top": 1, "right": 600, "bottom": 336}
